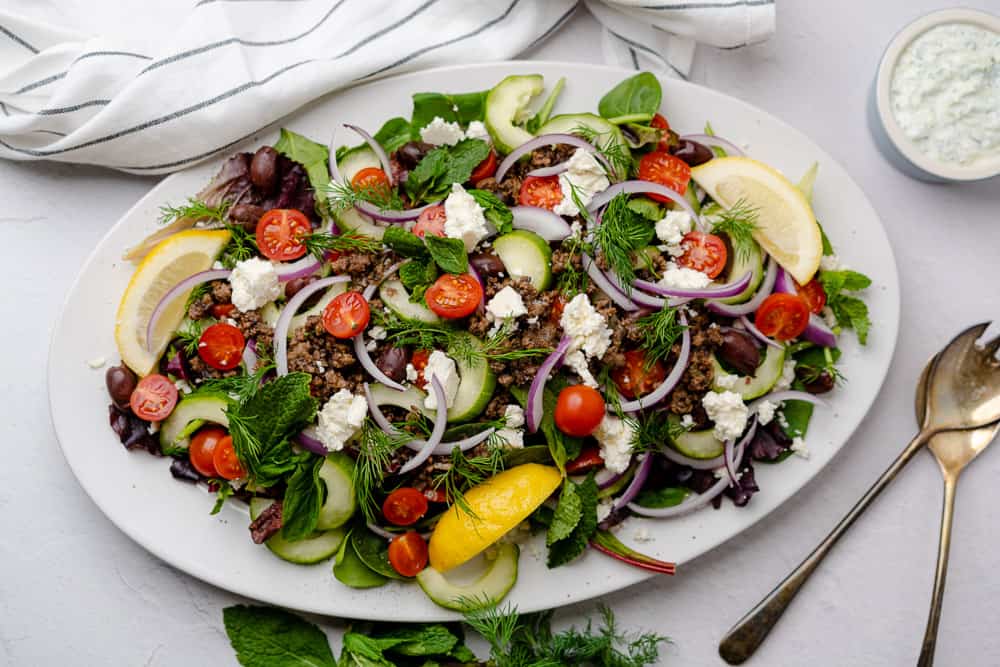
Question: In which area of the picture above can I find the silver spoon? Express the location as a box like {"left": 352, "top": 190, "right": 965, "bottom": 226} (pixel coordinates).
{"left": 718, "top": 322, "right": 1000, "bottom": 664}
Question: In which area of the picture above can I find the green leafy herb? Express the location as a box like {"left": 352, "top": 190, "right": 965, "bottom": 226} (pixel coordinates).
{"left": 632, "top": 410, "right": 686, "bottom": 455}
{"left": 410, "top": 90, "right": 488, "bottom": 136}
{"left": 378, "top": 226, "right": 424, "bottom": 259}
{"left": 468, "top": 188, "right": 514, "bottom": 234}
{"left": 210, "top": 481, "right": 235, "bottom": 515}
{"left": 598, "top": 71, "right": 662, "bottom": 125}
{"left": 621, "top": 121, "right": 669, "bottom": 149}
{"left": 404, "top": 139, "right": 490, "bottom": 203}
{"left": 510, "top": 384, "right": 582, "bottom": 474}
{"left": 398, "top": 259, "right": 438, "bottom": 303}
{"left": 280, "top": 457, "right": 323, "bottom": 542}
{"left": 272, "top": 128, "right": 331, "bottom": 207}
{"left": 547, "top": 479, "right": 583, "bottom": 545}
{"left": 353, "top": 419, "right": 408, "bottom": 522}
{"left": 301, "top": 231, "right": 380, "bottom": 261}
{"left": 174, "top": 318, "right": 210, "bottom": 357}
{"left": 373, "top": 117, "right": 413, "bottom": 153}
{"left": 636, "top": 306, "right": 685, "bottom": 368}
{"left": 375, "top": 314, "right": 549, "bottom": 366}
{"left": 184, "top": 281, "right": 212, "bottom": 312}
{"left": 818, "top": 220, "right": 834, "bottom": 256}
{"left": 555, "top": 233, "right": 592, "bottom": 297}
{"left": 222, "top": 604, "right": 336, "bottom": 667}
{"left": 710, "top": 198, "right": 760, "bottom": 261}
{"left": 524, "top": 76, "right": 565, "bottom": 133}
{"left": 193, "top": 364, "right": 274, "bottom": 405}
{"left": 795, "top": 345, "right": 844, "bottom": 386}
{"left": 219, "top": 223, "right": 260, "bottom": 268}
{"left": 593, "top": 193, "right": 655, "bottom": 293}
{"left": 634, "top": 486, "right": 688, "bottom": 508}
{"left": 546, "top": 473, "right": 599, "bottom": 568}
{"left": 572, "top": 124, "right": 636, "bottom": 180}
{"left": 323, "top": 177, "right": 403, "bottom": 213}
{"left": 819, "top": 269, "right": 872, "bottom": 344}
{"left": 158, "top": 197, "right": 230, "bottom": 226}
{"left": 432, "top": 443, "right": 505, "bottom": 519}
{"left": 423, "top": 234, "right": 469, "bottom": 274}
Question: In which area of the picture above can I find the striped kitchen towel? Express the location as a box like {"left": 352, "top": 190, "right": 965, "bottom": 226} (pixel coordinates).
{"left": 0, "top": 0, "right": 774, "bottom": 173}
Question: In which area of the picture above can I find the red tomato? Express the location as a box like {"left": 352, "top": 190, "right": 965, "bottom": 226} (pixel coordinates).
{"left": 129, "top": 374, "right": 178, "bottom": 421}
{"left": 548, "top": 293, "right": 567, "bottom": 325}
{"left": 322, "top": 291, "right": 371, "bottom": 338}
{"left": 424, "top": 273, "right": 482, "bottom": 319}
{"left": 637, "top": 151, "right": 691, "bottom": 203}
{"left": 388, "top": 532, "right": 428, "bottom": 577}
{"left": 197, "top": 322, "right": 246, "bottom": 371}
{"left": 410, "top": 349, "right": 430, "bottom": 389}
{"left": 612, "top": 349, "right": 667, "bottom": 400}
{"left": 755, "top": 293, "right": 810, "bottom": 341}
{"left": 554, "top": 385, "right": 606, "bottom": 437}
{"left": 565, "top": 446, "right": 605, "bottom": 475}
{"left": 210, "top": 303, "right": 235, "bottom": 319}
{"left": 797, "top": 278, "right": 827, "bottom": 314}
{"left": 650, "top": 113, "right": 672, "bottom": 151}
{"left": 469, "top": 149, "right": 498, "bottom": 183}
{"left": 412, "top": 204, "right": 446, "bottom": 238}
{"left": 518, "top": 175, "right": 563, "bottom": 210}
{"left": 255, "top": 209, "right": 311, "bottom": 261}
{"left": 382, "top": 487, "right": 429, "bottom": 526}
{"left": 188, "top": 426, "right": 226, "bottom": 477}
{"left": 212, "top": 435, "right": 245, "bottom": 480}
{"left": 677, "top": 231, "right": 728, "bottom": 279}
{"left": 350, "top": 167, "right": 391, "bottom": 196}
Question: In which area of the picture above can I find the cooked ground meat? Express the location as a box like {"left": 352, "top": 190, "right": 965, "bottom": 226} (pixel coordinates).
{"left": 330, "top": 251, "right": 402, "bottom": 290}
{"left": 286, "top": 316, "right": 364, "bottom": 401}
{"left": 475, "top": 175, "right": 521, "bottom": 206}
{"left": 477, "top": 144, "right": 576, "bottom": 206}
{"left": 551, "top": 246, "right": 582, "bottom": 276}
{"left": 664, "top": 310, "right": 724, "bottom": 415}
{"left": 484, "top": 391, "right": 515, "bottom": 419}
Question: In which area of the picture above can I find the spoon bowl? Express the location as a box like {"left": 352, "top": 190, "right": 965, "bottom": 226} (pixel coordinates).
{"left": 923, "top": 322, "right": 1000, "bottom": 433}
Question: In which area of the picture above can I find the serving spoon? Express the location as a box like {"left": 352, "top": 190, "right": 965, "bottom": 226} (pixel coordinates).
{"left": 718, "top": 322, "right": 1000, "bottom": 664}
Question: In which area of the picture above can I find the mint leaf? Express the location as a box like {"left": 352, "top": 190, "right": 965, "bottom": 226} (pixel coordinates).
{"left": 468, "top": 188, "right": 513, "bottom": 234}
{"left": 819, "top": 269, "right": 872, "bottom": 345}
{"left": 273, "top": 129, "right": 330, "bottom": 206}
{"left": 405, "top": 149, "right": 449, "bottom": 203}
{"left": 341, "top": 633, "right": 395, "bottom": 666}
{"left": 222, "top": 604, "right": 336, "bottom": 667}
{"left": 547, "top": 474, "right": 599, "bottom": 568}
{"left": 373, "top": 117, "right": 412, "bottom": 153}
{"left": 424, "top": 235, "right": 468, "bottom": 274}
{"left": 399, "top": 259, "right": 438, "bottom": 303}
{"left": 635, "top": 486, "right": 687, "bottom": 508}
{"left": 441, "top": 139, "right": 489, "bottom": 187}
{"left": 377, "top": 625, "right": 459, "bottom": 656}
{"left": 381, "top": 226, "right": 428, "bottom": 259}
{"left": 280, "top": 457, "right": 323, "bottom": 542}
{"left": 547, "top": 480, "right": 583, "bottom": 545}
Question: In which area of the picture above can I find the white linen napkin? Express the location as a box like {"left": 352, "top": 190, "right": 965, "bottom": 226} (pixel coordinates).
{"left": 0, "top": 0, "right": 774, "bottom": 174}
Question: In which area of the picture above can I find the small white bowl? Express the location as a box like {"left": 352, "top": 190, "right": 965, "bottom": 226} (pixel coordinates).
{"left": 869, "top": 8, "right": 1000, "bottom": 183}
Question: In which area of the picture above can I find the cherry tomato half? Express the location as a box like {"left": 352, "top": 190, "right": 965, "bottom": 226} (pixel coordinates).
{"left": 212, "top": 435, "right": 245, "bottom": 480}
{"left": 612, "top": 349, "right": 667, "bottom": 400}
{"left": 755, "top": 293, "right": 810, "bottom": 341}
{"left": 548, "top": 293, "right": 567, "bottom": 326}
{"left": 129, "top": 373, "right": 178, "bottom": 421}
{"left": 469, "top": 149, "right": 498, "bottom": 183}
{"left": 412, "top": 204, "right": 446, "bottom": 238}
{"left": 388, "top": 532, "right": 428, "bottom": 577}
{"left": 518, "top": 175, "right": 563, "bottom": 210}
{"left": 650, "top": 113, "right": 673, "bottom": 152}
{"left": 210, "top": 303, "right": 235, "bottom": 319}
{"left": 382, "top": 487, "right": 429, "bottom": 526}
{"left": 350, "top": 167, "right": 391, "bottom": 197}
{"left": 637, "top": 151, "right": 691, "bottom": 203}
{"left": 565, "top": 445, "right": 606, "bottom": 475}
{"left": 198, "top": 322, "right": 246, "bottom": 371}
{"left": 797, "top": 278, "right": 827, "bottom": 314}
{"left": 424, "top": 273, "right": 483, "bottom": 319}
{"left": 189, "top": 426, "right": 227, "bottom": 477}
{"left": 410, "top": 349, "right": 430, "bottom": 389}
{"left": 322, "top": 291, "right": 371, "bottom": 338}
{"left": 554, "top": 385, "right": 606, "bottom": 437}
{"left": 677, "top": 231, "right": 728, "bottom": 279}
{"left": 256, "top": 208, "right": 311, "bottom": 262}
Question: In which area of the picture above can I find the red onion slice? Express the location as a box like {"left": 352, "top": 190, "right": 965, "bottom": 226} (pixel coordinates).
{"left": 527, "top": 162, "right": 570, "bottom": 178}
{"left": 406, "top": 428, "right": 496, "bottom": 457}
{"left": 750, "top": 390, "right": 828, "bottom": 411}
{"left": 398, "top": 377, "right": 447, "bottom": 474}
{"left": 344, "top": 123, "right": 395, "bottom": 186}
{"left": 586, "top": 180, "right": 700, "bottom": 228}
{"left": 241, "top": 338, "right": 257, "bottom": 371}
{"left": 362, "top": 382, "right": 402, "bottom": 434}
{"left": 738, "top": 314, "right": 784, "bottom": 349}
{"left": 619, "top": 314, "right": 691, "bottom": 413}
{"left": 582, "top": 254, "right": 639, "bottom": 312}
{"left": 355, "top": 200, "right": 432, "bottom": 223}
{"left": 328, "top": 128, "right": 344, "bottom": 184}
{"left": 293, "top": 428, "right": 328, "bottom": 456}
{"left": 274, "top": 275, "right": 351, "bottom": 376}
{"left": 706, "top": 258, "right": 777, "bottom": 317}
{"left": 595, "top": 466, "right": 624, "bottom": 489}
{"left": 611, "top": 454, "right": 651, "bottom": 511}
{"left": 467, "top": 262, "right": 486, "bottom": 313}
{"left": 658, "top": 444, "right": 728, "bottom": 471}
{"left": 678, "top": 133, "right": 745, "bottom": 157}
{"left": 275, "top": 255, "right": 323, "bottom": 283}
{"left": 803, "top": 313, "right": 838, "bottom": 348}
{"left": 773, "top": 266, "right": 798, "bottom": 295}
{"left": 724, "top": 418, "right": 758, "bottom": 486}
{"left": 602, "top": 269, "right": 690, "bottom": 310}
{"left": 511, "top": 206, "right": 572, "bottom": 241}
{"left": 633, "top": 271, "right": 752, "bottom": 299}
{"left": 146, "top": 268, "right": 232, "bottom": 352}
{"left": 495, "top": 133, "right": 613, "bottom": 184}
{"left": 353, "top": 265, "right": 406, "bottom": 391}
{"left": 526, "top": 336, "right": 572, "bottom": 433}
{"left": 365, "top": 522, "right": 433, "bottom": 541}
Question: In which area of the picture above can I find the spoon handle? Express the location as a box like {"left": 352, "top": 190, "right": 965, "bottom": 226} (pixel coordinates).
{"left": 917, "top": 473, "right": 958, "bottom": 667}
{"left": 718, "top": 431, "right": 931, "bottom": 664}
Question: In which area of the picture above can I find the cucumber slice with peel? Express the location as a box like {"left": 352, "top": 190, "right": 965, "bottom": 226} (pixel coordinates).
{"left": 492, "top": 230, "right": 553, "bottom": 290}
{"left": 316, "top": 453, "right": 356, "bottom": 531}
{"left": 159, "top": 392, "right": 229, "bottom": 451}
{"left": 448, "top": 333, "right": 497, "bottom": 422}
{"left": 367, "top": 382, "right": 432, "bottom": 417}
{"left": 249, "top": 498, "right": 345, "bottom": 565}
{"left": 334, "top": 146, "right": 388, "bottom": 239}
{"left": 670, "top": 423, "right": 726, "bottom": 460}
{"left": 380, "top": 279, "right": 441, "bottom": 324}
{"left": 485, "top": 75, "right": 544, "bottom": 153}
{"left": 712, "top": 344, "right": 786, "bottom": 400}
{"left": 416, "top": 543, "right": 519, "bottom": 611}
{"left": 716, "top": 240, "right": 764, "bottom": 305}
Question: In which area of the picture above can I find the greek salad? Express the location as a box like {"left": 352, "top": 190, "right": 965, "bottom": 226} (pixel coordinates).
{"left": 106, "top": 72, "right": 872, "bottom": 610}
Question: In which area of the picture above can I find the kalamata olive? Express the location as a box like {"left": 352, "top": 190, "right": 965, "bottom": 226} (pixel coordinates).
{"left": 469, "top": 252, "right": 506, "bottom": 277}
{"left": 395, "top": 141, "right": 434, "bottom": 170}
{"left": 250, "top": 146, "right": 279, "bottom": 194}
{"left": 375, "top": 346, "right": 410, "bottom": 383}
{"left": 284, "top": 275, "right": 318, "bottom": 300}
{"left": 798, "top": 368, "right": 836, "bottom": 394}
{"left": 230, "top": 203, "right": 266, "bottom": 231}
{"left": 105, "top": 364, "right": 138, "bottom": 409}
{"left": 672, "top": 139, "right": 714, "bottom": 167}
{"left": 717, "top": 329, "right": 761, "bottom": 376}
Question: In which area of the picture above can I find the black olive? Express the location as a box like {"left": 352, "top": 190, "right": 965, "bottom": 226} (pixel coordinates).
{"left": 798, "top": 368, "right": 836, "bottom": 394}
{"left": 105, "top": 365, "right": 138, "bottom": 410}
{"left": 375, "top": 346, "right": 410, "bottom": 384}
{"left": 672, "top": 139, "right": 714, "bottom": 167}
{"left": 229, "top": 203, "right": 266, "bottom": 232}
{"left": 469, "top": 252, "right": 506, "bottom": 278}
{"left": 395, "top": 141, "right": 434, "bottom": 170}
{"left": 284, "top": 275, "right": 318, "bottom": 300}
{"left": 717, "top": 329, "right": 761, "bottom": 376}
{"left": 250, "top": 146, "right": 279, "bottom": 195}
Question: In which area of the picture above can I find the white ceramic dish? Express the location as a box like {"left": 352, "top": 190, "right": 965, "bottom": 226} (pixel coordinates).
{"left": 48, "top": 61, "right": 899, "bottom": 621}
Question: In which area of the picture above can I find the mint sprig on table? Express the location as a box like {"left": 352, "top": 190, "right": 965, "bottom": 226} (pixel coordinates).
{"left": 222, "top": 603, "right": 668, "bottom": 666}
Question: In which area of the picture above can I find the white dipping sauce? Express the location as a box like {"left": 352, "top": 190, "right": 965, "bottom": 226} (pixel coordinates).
{"left": 889, "top": 22, "right": 999, "bottom": 166}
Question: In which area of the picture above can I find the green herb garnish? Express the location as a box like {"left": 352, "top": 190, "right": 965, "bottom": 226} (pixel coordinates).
{"left": 301, "top": 231, "right": 380, "bottom": 261}
{"left": 636, "top": 305, "right": 685, "bottom": 368}
{"left": 819, "top": 269, "right": 872, "bottom": 344}
{"left": 158, "top": 197, "right": 230, "bottom": 226}
{"left": 353, "top": 418, "right": 409, "bottom": 522}
{"left": 710, "top": 198, "right": 759, "bottom": 261}
{"left": 432, "top": 443, "right": 505, "bottom": 519}
{"left": 592, "top": 193, "right": 655, "bottom": 293}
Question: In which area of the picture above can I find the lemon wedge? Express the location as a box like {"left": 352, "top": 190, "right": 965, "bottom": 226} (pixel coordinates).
{"left": 428, "top": 463, "right": 561, "bottom": 572}
{"left": 691, "top": 156, "right": 822, "bottom": 284}
{"left": 115, "top": 229, "right": 231, "bottom": 376}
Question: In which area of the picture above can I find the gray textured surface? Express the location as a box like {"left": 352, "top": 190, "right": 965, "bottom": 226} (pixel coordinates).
{"left": 2, "top": 1, "right": 999, "bottom": 665}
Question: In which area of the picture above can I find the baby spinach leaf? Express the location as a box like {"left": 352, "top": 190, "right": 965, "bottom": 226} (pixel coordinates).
{"left": 351, "top": 527, "right": 408, "bottom": 580}
{"left": 373, "top": 116, "right": 412, "bottom": 153}
{"left": 222, "top": 604, "right": 337, "bottom": 667}
{"left": 598, "top": 72, "right": 662, "bottom": 124}
{"left": 410, "top": 90, "right": 488, "bottom": 136}
{"left": 333, "top": 530, "right": 389, "bottom": 589}
{"left": 635, "top": 486, "right": 688, "bottom": 508}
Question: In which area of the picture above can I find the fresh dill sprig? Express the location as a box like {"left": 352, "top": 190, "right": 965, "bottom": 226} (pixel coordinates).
{"left": 556, "top": 233, "right": 592, "bottom": 297}
{"left": 174, "top": 318, "right": 210, "bottom": 357}
{"left": 195, "top": 364, "right": 274, "bottom": 404}
{"left": 571, "top": 124, "right": 637, "bottom": 180}
{"left": 185, "top": 282, "right": 212, "bottom": 311}
{"left": 158, "top": 197, "right": 230, "bottom": 226}
{"left": 323, "top": 178, "right": 403, "bottom": 213}
{"left": 432, "top": 443, "right": 505, "bottom": 519}
{"left": 354, "top": 418, "right": 409, "bottom": 522}
{"left": 301, "top": 232, "right": 381, "bottom": 261}
{"left": 598, "top": 365, "right": 627, "bottom": 422}
{"left": 593, "top": 193, "right": 654, "bottom": 294}
{"left": 632, "top": 410, "right": 687, "bottom": 454}
{"left": 710, "top": 198, "right": 759, "bottom": 261}
{"left": 637, "top": 306, "right": 685, "bottom": 369}
{"left": 219, "top": 223, "right": 260, "bottom": 268}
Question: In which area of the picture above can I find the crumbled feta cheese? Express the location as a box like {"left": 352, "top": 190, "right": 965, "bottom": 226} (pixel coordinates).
{"left": 822, "top": 305, "right": 837, "bottom": 329}
{"left": 368, "top": 325, "right": 387, "bottom": 341}
{"left": 228, "top": 477, "right": 246, "bottom": 490}
{"left": 774, "top": 359, "right": 797, "bottom": 391}
{"left": 702, "top": 390, "right": 750, "bottom": 442}
{"left": 657, "top": 262, "right": 711, "bottom": 290}
{"left": 560, "top": 293, "right": 612, "bottom": 358}
{"left": 405, "top": 363, "right": 419, "bottom": 383}
{"left": 486, "top": 286, "right": 527, "bottom": 321}
{"left": 755, "top": 399, "right": 777, "bottom": 426}
{"left": 655, "top": 210, "right": 692, "bottom": 256}
{"left": 419, "top": 116, "right": 464, "bottom": 146}
{"left": 422, "top": 351, "right": 460, "bottom": 411}
{"left": 633, "top": 528, "right": 654, "bottom": 543}
{"left": 596, "top": 499, "right": 614, "bottom": 523}
{"left": 229, "top": 257, "right": 282, "bottom": 312}
{"left": 463, "top": 120, "right": 491, "bottom": 143}
{"left": 174, "top": 379, "right": 193, "bottom": 394}
{"left": 443, "top": 183, "right": 489, "bottom": 251}
{"left": 777, "top": 410, "right": 790, "bottom": 430}
{"left": 552, "top": 149, "right": 610, "bottom": 217}
{"left": 496, "top": 404, "right": 525, "bottom": 449}
{"left": 569, "top": 220, "right": 583, "bottom": 238}
{"left": 593, "top": 415, "right": 635, "bottom": 474}
{"left": 365, "top": 339, "right": 377, "bottom": 352}
{"left": 564, "top": 350, "right": 598, "bottom": 388}
{"left": 819, "top": 254, "right": 841, "bottom": 271}
{"left": 315, "top": 360, "right": 326, "bottom": 374}
{"left": 212, "top": 260, "right": 225, "bottom": 270}
{"left": 504, "top": 403, "right": 525, "bottom": 429}
{"left": 87, "top": 356, "right": 106, "bottom": 369}
{"left": 526, "top": 316, "right": 538, "bottom": 325}
{"left": 715, "top": 372, "right": 739, "bottom": 389}
{"left": 713, "top": 467, "right": 727, "bottom": 479}
{"left": 680, "top": 414, "right": 695, "bottom": 429}
{"left": 316, "top": 389, "right": 368, "bottom": 452}
{"left": 790, "top": 436, "right": 810, "bottom": 459}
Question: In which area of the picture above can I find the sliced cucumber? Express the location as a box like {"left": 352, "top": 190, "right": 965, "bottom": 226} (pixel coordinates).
{"left": 334, "top": 146, "right": 389, "bottom": 239}
{"left": 337, "top": 145, "right": 379, "bottom": 181}
{"left": 416, "top": 543, "right": 519, "bottom": 611}
{"left": 249, "top": 498, "right": 345, "bottom": 565}
{"left": 260, "top": 302, "right": 280, "bottom": 328}
{"left": 535, "top": 113, "right": 629, "bottom": 156}
{"left": 449, "top": 333, "right": 497, "bottom": 422}
{"left": 716, "top": 240, "right": 764, "bottom": 305}
{"left": 492, "top": 230, "right": 553, "bottom": 290}
{"left": 712, "top": 344, "right": 786, "bottom": 400}
{"left": 379, "top": 279, "right": 441, "bottom": 324}
{"left": 485, "top": 74, "right": 544, "bottom": 153}
{"left": 631, "top": 245, "right": 661, "bottom": 270}
{"left": 159, "top": 392, "right": 229, "bottom": 451}
{"left": 335, "top": 205, "right": 386, "bottom": 241}
{"left": 317, "top": 453, "right": 356, "bottom": 531}
{"left": 670, "top": 422, "right": 726, "bottom": 459}
{"left": 368, "top": 382, "right": 432, "bottom": 417}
